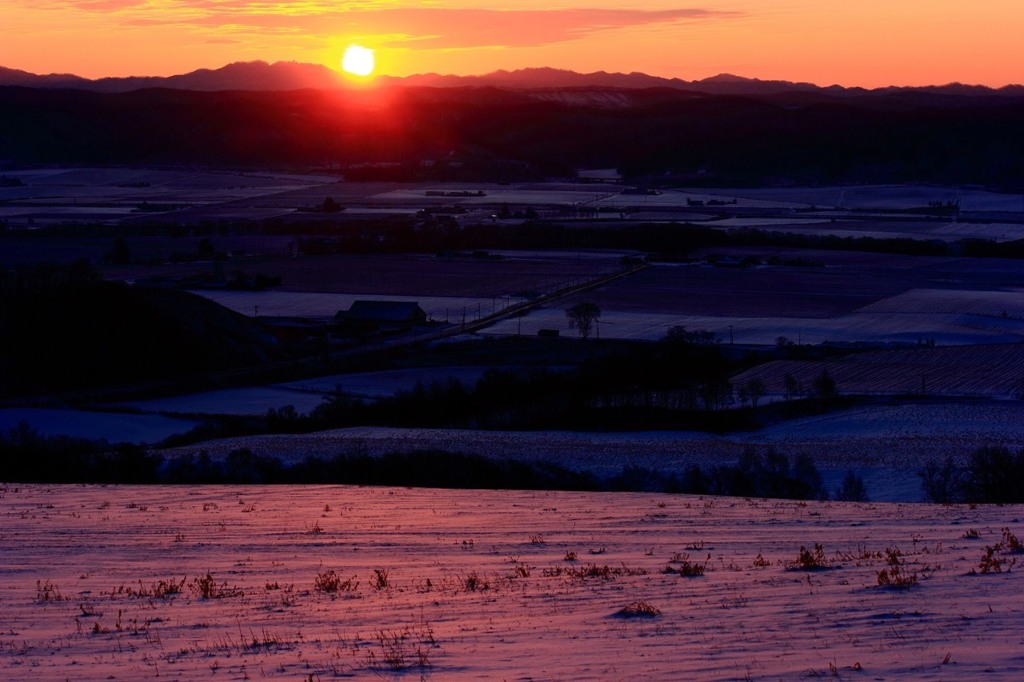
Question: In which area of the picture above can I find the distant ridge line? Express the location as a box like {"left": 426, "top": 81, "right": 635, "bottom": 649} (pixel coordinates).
{"left": 2, "top": 61, "right": 1023, "bottom": 97}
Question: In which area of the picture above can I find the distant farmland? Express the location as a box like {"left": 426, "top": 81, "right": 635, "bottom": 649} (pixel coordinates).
{"left": 731, "top": 344, "right": 1024, "bottom": 399}
{"left": 483, "top": 251, "right": 1024, "bottom": 346}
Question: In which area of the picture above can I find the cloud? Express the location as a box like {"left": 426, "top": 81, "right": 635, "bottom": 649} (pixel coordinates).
{"left": 56, "top": 4, "right": 739, "bottom": 50}
{"left": 12, "top": 0, "right": 148, "bottom": 9}
{"left": 366, "top": 8, "right": 740, "bottom": 50}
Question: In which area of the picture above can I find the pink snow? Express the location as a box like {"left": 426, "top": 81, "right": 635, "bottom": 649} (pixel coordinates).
{"left": 1, "top": 484, "right": 1021, "bottom": 680}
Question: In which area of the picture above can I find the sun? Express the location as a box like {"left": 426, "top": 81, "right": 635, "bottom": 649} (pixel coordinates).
{"left": 341, "top": 44, "right": 375, "bottom": 77}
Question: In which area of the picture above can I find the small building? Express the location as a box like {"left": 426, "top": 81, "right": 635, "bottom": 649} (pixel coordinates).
{"left": 334, "top": 300, "right": 428, "bottom": 335}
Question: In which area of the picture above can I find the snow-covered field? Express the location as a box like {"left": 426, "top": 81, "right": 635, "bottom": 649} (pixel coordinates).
{"left": 276, "top": 366, "right": 496, "bottom": 399}
{"left": 119, "top": 387, "right": 329, "bottom": 418}
{"left": 156, "top": 402, "right": 1024, "bottom": 503}
{"left": 0, "top": 168, "right": 340, "bottom": 227}
{"left": 118, "top": 368, "right": 502, "bottom": 417}
{"left": 678, "top": 184, "right": 1024, "bottom": 213}
{"left": 2, "top": 484, "right": 1021, "bottom": 680}
{"left": 193, "top": 289, "right": 506, "bottom": 323}
{"left": 739, "top": 220, "right": 1024, "bottom": 243}
{"left": 481, "top": 302, "right": 1024, "bottom": 345}
{"left": 375, "top": 185, "right": 618, "bottom": 206}
{"left": 5, "top": 174, "right": 1023, "bottom": 230}
{"left": 0, "top": 409, "right": 198, "bottom": 444}
{"left": 732, "top": 343, "right": 1024, "bottom": 399}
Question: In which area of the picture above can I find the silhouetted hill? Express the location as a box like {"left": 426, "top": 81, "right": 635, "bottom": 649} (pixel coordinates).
{"left": 3, "top": 61, "right": 1023, "bottom": 97}
{"left": 0, "top": 61, "right": 346, "bottom": 93}
{"left": 2, "top": 83, "right": 1023, "bottom": 188}
{"left": 0, "top": 66, "right": 93, "bottom": 89}
{"left": 0, "top": 276, "right": 280, "bottom": 398}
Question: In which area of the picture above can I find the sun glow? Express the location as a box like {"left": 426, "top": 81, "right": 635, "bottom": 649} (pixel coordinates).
{"left": 341, "top": 45, "right": 375, "bottom": 77}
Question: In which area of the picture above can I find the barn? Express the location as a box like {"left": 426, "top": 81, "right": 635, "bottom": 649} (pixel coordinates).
{"left": 334, "top": 300, "right": 428, "bottom": 335}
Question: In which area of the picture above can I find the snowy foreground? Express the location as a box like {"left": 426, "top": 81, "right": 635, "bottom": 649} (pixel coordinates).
{"left": 2, "top": 484, "right": 1022, "bottom": 680}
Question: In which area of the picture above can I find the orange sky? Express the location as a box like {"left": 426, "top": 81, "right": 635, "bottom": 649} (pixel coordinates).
{"left": 2, "top": 1, "right": 1022, "bottom": 87}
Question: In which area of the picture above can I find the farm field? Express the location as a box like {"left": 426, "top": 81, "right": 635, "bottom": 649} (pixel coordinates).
{"left": 155, "top": 401, "right": 1024, "bottom": 503}
{"left": 714, "top": 219, "right": 1024, "bottom": 243}
{"left": 140, "top": 244, "right": 1019, "bottom": 348}
{"left": 2, "top": 484, "right": 1022, "bottom": 680}
{"left": 485, "top": 307, "right": 1024, "bottom": 345}
{"left": 681, "top": 184, "right": 1024, "bottom": 213}
{"left": 226, "top": 251, "right": 624, "bottom": 296}
{"left": 117, "top": 387, "right": 329, "bottom": 419}
{"left": 564, "top": 251, "right": 1024, "bottom": 317}
{"left": 731, "top": 344, "right": 1024, "bottom": 400}
{"left": 0, "top": 168, "right": 342, "bottom": 228}
{"left": 5, "top": 170, "right": 1024, "bottom": 232}
{"left": 482, "top": 252, "right": 1024, "bottom": 345}
{"left": 0, "top": 409, "right": 198, "bottom": 444}
{"left": 117, "top": 366, "right": 503, "bottom": 417}
{"left": 4, "top": 175, "right": 1023, "bottom": 502}
{"left": 185, "top": 250, "right": 625, "bottom": 321}
{"left": 0, "top": 233, "right": 300, "bottom": 269}
{"left": 275, "top": 366, "right": 500, "bottom": 399}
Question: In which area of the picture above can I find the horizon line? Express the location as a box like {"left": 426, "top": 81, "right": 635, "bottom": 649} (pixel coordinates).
{"left": 3, "top": 60, "right": 1023, "bottom": 91}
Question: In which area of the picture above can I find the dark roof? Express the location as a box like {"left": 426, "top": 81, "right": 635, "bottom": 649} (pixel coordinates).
{"left": 339, "top": 300, "right": 427, "bottom": 323}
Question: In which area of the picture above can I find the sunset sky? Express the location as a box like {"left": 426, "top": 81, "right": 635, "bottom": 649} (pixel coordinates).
{"left": 3, "top": 1, "right": 1022, "bottom": 88}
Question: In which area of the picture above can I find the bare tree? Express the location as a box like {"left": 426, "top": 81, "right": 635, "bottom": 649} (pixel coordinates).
{"left": 783, "top": 372, "right": 802, "bottom": 400}
{"left": 812, "top": 368, "right": 838, "bottom": 401}
{"left": 699, "top": 379, "right": 733, "bottom": 412}
{"left": 666, "top": 325, "right": 718, "bottom": 346}
{"left": 744, "top": 377, "right": 767, "bottom": 410}
{"left": 566, "top": 302, "right": 601, "bottom": 339}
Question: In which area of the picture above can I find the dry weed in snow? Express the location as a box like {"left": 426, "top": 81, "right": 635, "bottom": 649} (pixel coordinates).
{"left": 0, "top": 484, "right": 1021, "bottom": 680}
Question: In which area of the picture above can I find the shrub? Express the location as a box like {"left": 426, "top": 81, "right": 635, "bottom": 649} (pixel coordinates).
{"left": 834, "top": 470, "right": 869, "bottom": 502}
{"left": 876, "top": 548, "right": 918, "bottom": 588}
{"left": 36, "top": 580, "right": 65, "bottom": 602}
{"left": 125, "top": 578, "right": 186, "bottom": 599}
{"left": 372, "top": 568, "right": 390, "bottom": 591}
{"left": 544, "top": 564, "right": 647, "bottom": 580}
{"left": 695, "top": 448, "right": 825, "bottom": 500}
{"left": 314, "top": 570, "right": 357, "bottom": 593}
{"left": 666, "top": 553, "right": 709, "bottom": 577}
{"left": 1001, "top": 528, "right": 1023, "bottom": 553}
{"left": 190, "top": 572, "right": 242, "bottom": 599}
{"left": 462, "top": 572, "right": 489, "bottom": 591}
{"left": 923, "top": 448, "right": 1024, "bottom": 504}
{"left": 968, "top": 529, "right": 1023, "bottom": 574}
{"left": 790, "top": 543, "right": 831, "bottom": 571}
{"left": 975, "top": 546, "right": 1009, "bottom": 574}
{"left": 919, "top": 457, "right": 964, "bottom": 503}
{"left": 969, "top": 528, "right": 1023, "bottom": 574}
{"left": 964, "top": 447, "right": 1024, "bottom": 503}
{"left": 511, "top": 563, "right": 532, "bottom": 579}
{"left": 367, "top": 625, "right": 434, "bottom": 672}
{"left": 615, "top": 601, "right": 662, "bottom": 618}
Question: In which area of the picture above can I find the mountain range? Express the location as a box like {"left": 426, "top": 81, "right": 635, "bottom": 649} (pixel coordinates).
{"left": 4, "top": 61, "right": 1024, "bottom": 189}
{"left": 3, "top": 60, "right": 1024, "bottom": 98}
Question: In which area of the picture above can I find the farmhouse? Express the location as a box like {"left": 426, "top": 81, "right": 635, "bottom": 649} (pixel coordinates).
{"left": 334, "top": 300, "right": 428, "bottom": 335}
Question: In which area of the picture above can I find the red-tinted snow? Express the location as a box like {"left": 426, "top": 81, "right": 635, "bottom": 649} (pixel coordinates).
{"left": 2, "top": 484, "right": 1021, "bottom": 680}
